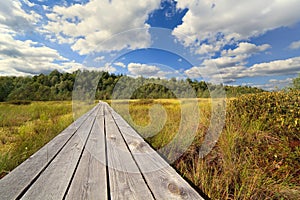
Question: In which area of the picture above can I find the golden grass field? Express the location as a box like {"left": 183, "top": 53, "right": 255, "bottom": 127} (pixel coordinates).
{"left": 0, "top": 93, "right": 299, "bottom": 199}
{"left": 110, "top": 95, "right": 299, "bottom": 199}
{"left": 0, "top": 101, "right": 94, "bottom": 179}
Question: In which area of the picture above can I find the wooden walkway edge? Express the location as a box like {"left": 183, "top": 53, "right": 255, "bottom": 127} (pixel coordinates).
{"left": 0, "top": 102, "right": 204, "bottom": 200}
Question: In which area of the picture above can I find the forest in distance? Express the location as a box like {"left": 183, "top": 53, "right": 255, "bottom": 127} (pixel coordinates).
{"left": 0, "top": 69, "right": 266, "bottom": 102}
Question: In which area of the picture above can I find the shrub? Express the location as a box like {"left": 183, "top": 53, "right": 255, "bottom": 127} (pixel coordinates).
{"left": 228, "top": 90, "right": 300, "bottom": 140}
{"left": 7, "top": 100, "right": 31, "bottom": 105}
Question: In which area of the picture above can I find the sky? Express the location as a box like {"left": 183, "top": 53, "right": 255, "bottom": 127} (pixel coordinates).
{"left": 1, "top": 0, "right": 300, "bottom": 90}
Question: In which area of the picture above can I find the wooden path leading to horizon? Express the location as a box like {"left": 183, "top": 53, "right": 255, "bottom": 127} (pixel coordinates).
{"left": 0, "top": 102, "right": 204, "bottom": 200}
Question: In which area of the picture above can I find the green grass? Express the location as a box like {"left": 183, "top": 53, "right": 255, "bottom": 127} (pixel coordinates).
{"left": 0, "top": 101, "right": 94, "bottom": 178}
{"left": 111, "top": 94, "right": 300, "bottom": 199}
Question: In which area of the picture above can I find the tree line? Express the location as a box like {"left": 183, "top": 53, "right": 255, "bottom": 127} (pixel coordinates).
{"left": 0, "top": 70, "right": 266, "bottom": 102}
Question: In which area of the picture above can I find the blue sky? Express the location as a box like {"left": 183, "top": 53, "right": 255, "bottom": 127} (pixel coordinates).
{"left": 1, "top": 0, "right": 300, "bottom": 90}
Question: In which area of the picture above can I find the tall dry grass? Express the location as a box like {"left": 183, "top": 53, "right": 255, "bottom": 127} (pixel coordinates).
{"left": 0, "top": 101, "right": 94, "bottom": 178}
{"left": 112, "top": 94, "right": 299, "bottom": 199}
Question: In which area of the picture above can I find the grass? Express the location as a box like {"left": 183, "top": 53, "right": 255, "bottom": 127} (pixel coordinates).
{"left": 110, "top": 95, "right": 300, "bottom": 199}
{"left": 1, "top": 94, "right": 299, "bottom": 199}
{"left": 0, "top": 101, "right": 94, "bottom": 178}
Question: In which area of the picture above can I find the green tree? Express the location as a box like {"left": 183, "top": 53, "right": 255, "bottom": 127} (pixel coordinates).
{"left": 292, "top": 73, "right": 300, "bottom": 90}
{"left": 0, "top": 77, "right": 15, "bottom": 101}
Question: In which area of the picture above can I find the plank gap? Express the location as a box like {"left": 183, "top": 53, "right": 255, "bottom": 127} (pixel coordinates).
{"left": 14, "top": 106, "right": 98, "bottom": 200}
{"left": 104, "top": 108, "right": 112, "bottom": 200}
{"left": 107, "top": 105, "right": 157, "bottom": 200}
{"left": 62, "top": 105, "right": 100, "bottom": 199}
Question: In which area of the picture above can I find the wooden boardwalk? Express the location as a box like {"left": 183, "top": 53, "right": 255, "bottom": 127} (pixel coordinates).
{"left": 0, "top": 102, "right": 204, "bottom": 200}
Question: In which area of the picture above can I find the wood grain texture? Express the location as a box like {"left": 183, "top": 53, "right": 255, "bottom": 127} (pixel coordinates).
{"left": 109, "top": 106, "right": 204, "bottom": 200}
{"left": 65, "top": 104, "right": 108, "bottom": 200}
{"left": 0, "top": 105, "right": 98, "bottom": 200}
{"left": 2, "top": 103, "right": 205, "bottom": 200}
{"left": 104, "top": 104, "right": 154, "bottom": 200}
{"left": 20, "top": 106, "right": 99, "bottom": 200}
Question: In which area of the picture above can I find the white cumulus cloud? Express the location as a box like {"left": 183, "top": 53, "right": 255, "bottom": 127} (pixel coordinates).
{"left": 174, "top": 0, "right": 300, "bottom": 54}
{"left": 94, "top": 56, "right": 105, "bottom": 62}
{"left": 128, "top": 63, "right": 161, "bottom": 77}
{"left": 0, "top": 0, "right": 97, "bottom": 76}
{"left": 114, "top": 62, "right": 126, "bottom": 68}
{"left": 97, "top": 64, "right": 117, "bottom": 73}
{"left": 288, "top": 40, "right": 300, "bottom": 50}
{"left": 43, "top": 0, "right": 161, "bottom": 55}
{"left": 0, "top": 32, "right": 81, "bottom": 76}
{"left": 22, "top": 0, "right": 36, "bottom": 7}
{"left": 222, "top": 42, "right": 271, "bottom": 56}
{"left": 253, "top": 77, "right": 294, "bottom": 91}
{"left": 195, "top": 42, "right": 270, "bottom": 70}
{"left": 184, "top": 42, "right": 272, "bottom": 82}
{"left": 244, "top": 57, "right": 300, "bottom": 76}
{"left": 185, "top": 56, "right": 300, "bottom": 83}
{"left": 0, "top": 0, "right": 41, "bottom": 34}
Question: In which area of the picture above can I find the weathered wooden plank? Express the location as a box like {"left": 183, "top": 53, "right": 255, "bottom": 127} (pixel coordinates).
{"left": 0, "top": 105, "right": 98, "bottom": 200}
{"left": 65, "top": 104, "right": 108, "bottom": 200}
{"left": 2, "top": 102, "right": 205, "bottom": 200}
{"left": 108, "top": 105, "right": 204, "bottom": 200}
{"left": 20, "top": 106, "right": 99, "bottom": 199}
{"left": 104, "top": 104, "right": 154, "bottom": 200}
